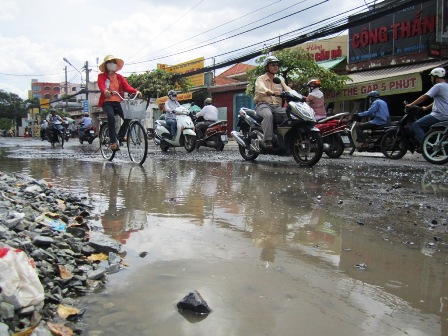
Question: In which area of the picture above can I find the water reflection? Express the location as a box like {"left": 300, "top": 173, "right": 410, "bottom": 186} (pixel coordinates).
{"left": 0, "top": 156, "right": 447, "bottom": 335}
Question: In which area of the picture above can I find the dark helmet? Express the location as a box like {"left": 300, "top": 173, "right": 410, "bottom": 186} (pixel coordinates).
{"left": 367, "top": 91, "right": 380, "bottom": 98}
{"left": 168, "top": 90, "right": 177, "bottom": 101}
{"left": 307, "top": 79, "right": 321, "bottom": 89}
{"left": 204, "top": 98, "right": 212, "bottom": 105}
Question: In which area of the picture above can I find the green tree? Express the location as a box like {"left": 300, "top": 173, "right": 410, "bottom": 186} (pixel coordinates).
{"left": 246, "top": 48, "right": 351, "bottom": 96}
{"left": 127, "top": 69, "right": 192, "bottom": 100}
{"left": 0, "top": 90, "right": 27, "bottom": 120}
{"left": 0, "top": 117, "right": 12, "bottom": 130}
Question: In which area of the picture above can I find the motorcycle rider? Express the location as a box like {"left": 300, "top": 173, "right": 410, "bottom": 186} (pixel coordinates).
{"left": 195, "top": 97, "right": 218, "bottom": 149}
{"left": 354, "top": 91, "right": 390, "bottom": 149}
{"left": 40, "top": 119, "right": 48, "bottom": 141}
{"left": 46, "top": 109, "right": 64, "bottom": 142}
{"left": 254, "top": 55, "right": 292, "bottom": 149}
{"left": 164, "top": 90, "right": 180, "bottom": 139}
{"left": 306, "top": 79, "right": 326, "bottom": 120}
{"left": 79, "top": 112, "right": 93, "bottom": 136}
{"left": 406, "top": 67, "right": 448, "bottom": 149}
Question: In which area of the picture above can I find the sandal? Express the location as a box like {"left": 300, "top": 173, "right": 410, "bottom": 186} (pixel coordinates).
{"left": 110, "top": 143, "right": 119, "bottom": 151}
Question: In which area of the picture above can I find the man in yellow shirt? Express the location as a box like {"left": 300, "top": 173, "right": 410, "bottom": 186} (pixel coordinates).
{"left": 254, "top": 56, "right": 292, "bottom": 149}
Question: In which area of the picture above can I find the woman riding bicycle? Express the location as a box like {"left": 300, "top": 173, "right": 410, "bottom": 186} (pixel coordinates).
{"left": 97, "top": 54, "right": 141, "bottom": 151}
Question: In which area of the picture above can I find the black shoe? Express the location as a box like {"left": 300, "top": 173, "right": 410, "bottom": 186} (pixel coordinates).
{"left": 263, "top": 140, "right": 273, "bottom": 149}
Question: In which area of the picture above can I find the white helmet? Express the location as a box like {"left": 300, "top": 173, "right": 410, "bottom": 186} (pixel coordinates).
{"left": 263, "top": 56, "right": 280, "bottom": 68}
{"left": 430, "top": 67, "right": 446, "bottom": 78}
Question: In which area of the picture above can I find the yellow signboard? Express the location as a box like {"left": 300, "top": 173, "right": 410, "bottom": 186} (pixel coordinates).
{"left": 326, "top": 73, "right": 423, "bottom": 102}
{"left": 40, "top": 99, "right": 50, "bottom": 109}
{"left": 157, "top": 57, "right": 204, "bottom": 87}
{"left": 156, "top": 92, "right": 193, "bottom": 105}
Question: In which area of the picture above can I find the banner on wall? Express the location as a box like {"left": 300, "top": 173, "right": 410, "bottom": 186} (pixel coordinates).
{"left": 156, "top": 92, "right": 193, "bottom": 105}
{"left": 348, "top": 1, "right": 436, "bottom": 63}
{"left": 157, "top": 57, "right": 204, "bottom": 87}
{"left": 327, "top": 73, "right": 422, "bottom": 102}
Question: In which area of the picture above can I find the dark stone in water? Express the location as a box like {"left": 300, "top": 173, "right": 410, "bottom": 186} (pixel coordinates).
{"left": 177, "top": 290, "right": 211, "bottom": 315}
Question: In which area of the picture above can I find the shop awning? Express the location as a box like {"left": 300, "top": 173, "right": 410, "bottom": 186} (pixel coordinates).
{"left": 329, "top": 61, "right": 448, "bottom": 101}
{"left": 317, "top": 57, "right": 346, "bottom": 70}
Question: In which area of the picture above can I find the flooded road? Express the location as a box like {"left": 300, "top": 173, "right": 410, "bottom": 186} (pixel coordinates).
{"left": 1, "top": 138, "right": 447, "bottom": 335}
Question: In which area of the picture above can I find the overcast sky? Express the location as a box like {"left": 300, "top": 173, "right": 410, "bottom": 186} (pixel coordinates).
{"left": 0, "top": 0, "right": 369, "bottom": 99}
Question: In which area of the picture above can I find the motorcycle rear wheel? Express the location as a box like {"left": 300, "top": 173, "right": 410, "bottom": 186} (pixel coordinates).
{"left": 216, "top": 138, "right": 225, "bottom": 151}
{"left": 99, "top": 123, "right": 116, "bottom": 161}
{"left": 324, "top": 134, "right": 344, "bottom": 158}
{"left": 238, "top": 144, "right": 259, "bottom": 160}
{"left": 292, "top": 131, "right": 323, "bottom": 167}
{"left": 381, "top": 130, "right": 407, "bottom": 159}
{"left": 184, "top": 134, "right": 196, "bottom": 153}
{"left": 422, "top": 129, "right": 448, "bottom": 164}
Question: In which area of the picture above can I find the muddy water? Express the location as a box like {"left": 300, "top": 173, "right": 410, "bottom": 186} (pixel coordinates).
{"left": 0, "top": 152, "right": 447, "bottom": 335}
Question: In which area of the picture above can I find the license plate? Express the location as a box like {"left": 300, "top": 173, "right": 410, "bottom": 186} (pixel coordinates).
{"left": 221, "top": 135, "right": 228, "bottom": 142}
{"left": 341, "top": 135, "right": 350, "bottom": 144}
{"left": 89, "top": 130, "right": 94, "bottom": 134}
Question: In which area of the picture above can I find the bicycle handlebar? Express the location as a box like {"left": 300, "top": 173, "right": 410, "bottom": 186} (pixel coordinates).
{"left": 110, "top": 91, "right": 141, "bottom": 100}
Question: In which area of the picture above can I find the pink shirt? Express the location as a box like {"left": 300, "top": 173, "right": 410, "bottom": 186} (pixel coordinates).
{"left": 306, "top": 89, "right": 326, "bottom": 119}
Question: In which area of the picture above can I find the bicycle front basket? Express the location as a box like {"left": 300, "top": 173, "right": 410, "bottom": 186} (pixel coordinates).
{"left": 121, "top": 99, "right": 147, "bottom": 119}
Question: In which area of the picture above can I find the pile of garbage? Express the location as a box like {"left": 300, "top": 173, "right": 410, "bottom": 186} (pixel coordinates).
{"left": 0, "top": 171, "right": 125, "bottom": 335}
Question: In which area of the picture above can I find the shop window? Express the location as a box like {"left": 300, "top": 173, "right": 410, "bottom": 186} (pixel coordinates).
{"left": 44, "top": 94, "right": 51, "bottom": 99}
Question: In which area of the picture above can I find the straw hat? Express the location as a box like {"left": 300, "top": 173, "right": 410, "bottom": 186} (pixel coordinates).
{"left": 99, "top": 55, "right": 124, "bottom": 72}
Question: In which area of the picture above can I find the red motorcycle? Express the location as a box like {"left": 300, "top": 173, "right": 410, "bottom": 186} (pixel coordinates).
{"left": 193, "top": 116, "right": 228, "bottom": 151}
{"left": 315, "top": 112, "right": 351, "bottom": 158}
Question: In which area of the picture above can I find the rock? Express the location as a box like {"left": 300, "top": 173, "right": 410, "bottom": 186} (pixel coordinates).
{"left": 177, "top": 290, "right": 212, "bottom": 315}
{"left": 88, "top": 232, "right": 122, "bottom": 254}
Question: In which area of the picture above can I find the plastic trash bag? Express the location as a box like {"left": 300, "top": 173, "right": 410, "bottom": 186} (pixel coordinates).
{"left": 35, "top": 212, "right": 66, "bottom": 231}
{"left": 0, "top": 244, "right": 45, "bottom": 309}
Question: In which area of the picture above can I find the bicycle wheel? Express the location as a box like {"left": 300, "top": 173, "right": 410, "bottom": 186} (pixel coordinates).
{"left": 127, "top": 121, "right": 148, "bottom": 165}
{"left": 99, "top": 123, "right": 116, "bottom": 161}
{"left": 422, "top": 129, "right": 448, "bottom": 165}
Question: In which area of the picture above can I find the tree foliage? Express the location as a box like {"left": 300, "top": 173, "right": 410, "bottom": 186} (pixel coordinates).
{"left": 246, "top": 48, "right": 351, "bottom": 96}
{"left": 0, "top": 90, "right": 27, "bottom": 120}
{"left": 127, "top": 69, "right": 192, "bottom": 100}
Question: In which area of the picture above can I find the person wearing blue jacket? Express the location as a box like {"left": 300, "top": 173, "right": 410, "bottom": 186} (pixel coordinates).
{"left": 355, "top": 91, "right": 390, "bottom": 149}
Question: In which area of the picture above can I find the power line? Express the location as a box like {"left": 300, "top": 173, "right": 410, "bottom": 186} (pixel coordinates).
{"left": 128, "top": 0, "right": 329, "bottom": 66}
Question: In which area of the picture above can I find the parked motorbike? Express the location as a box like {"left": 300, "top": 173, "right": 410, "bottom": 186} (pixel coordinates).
{"left": 315, "top": 112, "right": 350, "bottom": 158}
{"left": 154, "top": 106, "right": 197, "bottom": 152}
{"left": 348, "top": 114, "right": 396, "bottom": 155}
{"left": 231, "top": 84, "right": 323, "bottom": 167}
{"left": 422, "top": 121, "right": 448, "bottom": 165}
{"left": 193, "top": 116, "right": 228, "bottom": 151}
{"left": 380, "top": 104, "right": 425, "bottom": 159}
{"left": 78, "top": 123, "right": 97, "bottom": 144}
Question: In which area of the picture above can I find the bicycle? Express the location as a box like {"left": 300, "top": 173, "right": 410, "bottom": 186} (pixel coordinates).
{"left": 99, "top": 92, "right": 148, "bottom": 165}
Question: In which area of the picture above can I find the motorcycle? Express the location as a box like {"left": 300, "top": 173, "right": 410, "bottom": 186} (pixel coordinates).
{"left": 46, "top": 123, "right": 65, "bottom": 148}
{"left": 193, "top": 116, "right": 229, "bottom": 151}
{"left": 79, "top": 123, "right": 97, "bottom": 144}
{"left": 380, "top": 104, "right": 425, "bottom": 159}
{"left": 231, "top": 85, "right": 323, "bottom": 167}
{"left": 154, "top": 106, "right": 197, "bottom": 152}
{"left": 63, "top": 126, "right": 71, "bottom": 142}
{"left": 348, "top": 114, "right": 396, "bottom": 155}
{"left": 422, "top": 121, "right": 448, "bottom": 165}
{"left": 315, "top": 112, "right": 350, "bottom": 158}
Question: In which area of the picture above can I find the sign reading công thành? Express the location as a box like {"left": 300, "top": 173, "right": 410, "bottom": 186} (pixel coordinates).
{"left": 157, "top": 57, "right": 204, "bottom": 87}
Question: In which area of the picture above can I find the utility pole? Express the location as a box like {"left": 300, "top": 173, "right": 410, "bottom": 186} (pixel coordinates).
{"left": 85, "top": 61, "right": 89, "bottom": 100}
{"left": 64, "top": 66, "right": 68, "bottom": 112}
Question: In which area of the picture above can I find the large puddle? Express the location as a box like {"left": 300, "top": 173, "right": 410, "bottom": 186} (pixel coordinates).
{"left": 1, "top": 147, "right": 447, "bottom": 335}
